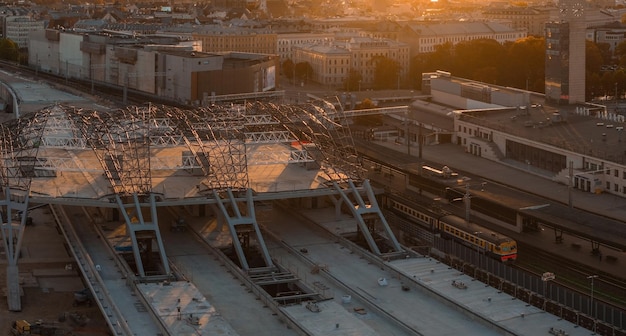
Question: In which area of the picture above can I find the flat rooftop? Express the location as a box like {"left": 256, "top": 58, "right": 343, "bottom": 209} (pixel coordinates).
{"left": 27, "top": 143, "right": 338, "bottom": 204}
{"left": 2, "top": 102, "right": 358, "bottom": 206}
{"left": 459, "top": 103, "right": 626, "bottom": 164}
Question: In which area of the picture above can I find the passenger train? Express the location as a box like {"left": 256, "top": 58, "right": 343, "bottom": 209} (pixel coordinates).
{"left": 384, "top": 195, "right": 517, "bottom": 262}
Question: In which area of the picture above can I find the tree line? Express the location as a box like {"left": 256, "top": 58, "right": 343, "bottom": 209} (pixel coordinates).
{"left": 410, "top": 36, "right": 626, "bottom": 101}
{"left": 281, "top": 36, "right": 626, "bottom": 102}
{"left": 3, "top": 32, "right": 626, "bottom": 101}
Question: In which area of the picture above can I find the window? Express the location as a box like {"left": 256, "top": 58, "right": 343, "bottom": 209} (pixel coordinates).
{"left": 615, "top": 169, "right": 619, "bottom": 177}
{"left": 606, "top": 181, "right": 611, "bottom": 189}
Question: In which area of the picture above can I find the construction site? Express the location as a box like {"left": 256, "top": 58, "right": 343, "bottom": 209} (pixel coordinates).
{"left": 0, "top": 100, "right": 402, "bottom": 336}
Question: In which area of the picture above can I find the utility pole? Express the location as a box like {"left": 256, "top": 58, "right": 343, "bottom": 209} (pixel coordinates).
{"left": 588, "top": 275, "right": 598, "bottom": 333}
{"left": 463, "top": 183, "right": 470, "bottom": 223}
{"left": 406, "top": 110, "right": 410, "bottom": 156}
{"left": 418, "top": 121, "right": 422, "bottom": 159}
{"left": 568, "top": 162, "right": 573, "bottom": 208}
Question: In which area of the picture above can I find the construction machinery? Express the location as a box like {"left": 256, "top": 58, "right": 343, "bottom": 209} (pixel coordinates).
{"left": 10, "top": 319, "right": 65, "bottom": 336}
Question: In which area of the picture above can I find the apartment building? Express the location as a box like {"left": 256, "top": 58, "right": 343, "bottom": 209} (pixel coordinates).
{"left": 277, "top": 32, "right": 335, "bottom": 61}
{"left": 191, "top": 26, "right": 277, "bottom": 55}
{"left": 4, "top": 15, "right": 46, "bottom": 49}
{"left": 293, "top": 36, "right": 409, "bottom": 90}
{"left": 482, "top": 6, "right": 551, "bottom": 36}
{"left": 399, "top": 21, "right": 527, "bottom": 57}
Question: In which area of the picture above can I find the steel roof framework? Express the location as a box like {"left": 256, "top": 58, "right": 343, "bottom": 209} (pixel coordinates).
{"left": 0, "top": 101, "right": 364, "bottom": 198}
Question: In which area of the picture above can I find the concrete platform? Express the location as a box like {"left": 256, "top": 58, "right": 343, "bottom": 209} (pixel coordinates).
{"left": 138, "top": 282, "right": 240, "bottom": 336}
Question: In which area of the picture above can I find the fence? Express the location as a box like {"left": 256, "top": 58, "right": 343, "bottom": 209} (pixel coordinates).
{"left": 434, "top": 236, "right": 626, "bottom": 334}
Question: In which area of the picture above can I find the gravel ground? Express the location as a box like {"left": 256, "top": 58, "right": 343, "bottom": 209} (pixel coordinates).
{"left": 0, "top": 207, "right": 110, "bottom": 336}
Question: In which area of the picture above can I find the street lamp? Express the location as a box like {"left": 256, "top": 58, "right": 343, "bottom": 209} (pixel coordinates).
{"left": 405, "top": 109, "right": 411, "bottom": 156}
{"left": 446, "top": 184, "right": 472, "bottom": 223}
{"left": 542, "top": 272, "right": 555, "bottom": 310}
{"left": 588, "top": 275, "right": 598, "bottom": 318}
{"left": 588, "top": 274, "right": 599, "bottom": 333}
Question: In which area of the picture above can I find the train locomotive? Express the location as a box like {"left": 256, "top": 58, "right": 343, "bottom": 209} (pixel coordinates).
{"left": 385, "top": 195, "right": 517, "bottom": 262}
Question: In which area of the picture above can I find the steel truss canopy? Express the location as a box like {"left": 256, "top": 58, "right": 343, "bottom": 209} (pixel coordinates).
{"left": 0, "top": 101, "right": 364, "bottom": 201}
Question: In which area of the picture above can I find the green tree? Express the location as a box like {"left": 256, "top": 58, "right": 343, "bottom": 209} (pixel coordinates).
{"left": 408, "top": 42, "right": 455, "bottom": 89}
{"left": 294, "top": 61, "right": 313, "bottom": 82}
{"left": 504, "top": 36, "right": 545, "bottom": 91}
{"left": 430, "top": 42, "right": 455, "bottom": 72}
{"left": 615, "top": 70, "right": 626, "bottom": 99}
{"left": 356, "top": 98, "right": 377, "bottom": 109}
{"left": 0, "top": 38, "right": 19, "bottom": 62}
{"left": 586, "top": 40, "right": 604, "bottom": 74}
{"left": 344, "top": 69, "right": 362, "bottom": 91}
{"left": 353, "top": 98, "right": 382, "bottom": 126}
{"left": 372, "top": 56, "right": 399, "bottom": 90}
{"left": 616, "top": 40, "right": 626, "bottom": 67}
{"left": 600, "top": 71, "right": 617, "bottom": 97}
{"left": 453, "top": 39, "right": 506, "bottom": 80}
{"left": 587, "top": 72, "right": 601, "bottom": 101}
{"left": 282, "top": 59, "right": 295, "bottom": 79}
{"left": 594, "top": 42, "right": 613, "bottom": 65}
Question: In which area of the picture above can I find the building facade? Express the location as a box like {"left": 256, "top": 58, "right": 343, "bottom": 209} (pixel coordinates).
{"left": 277, "top": 32, "right": 335, "bottom": 61}
{"left": 424, "top": 70, "right": 626, "bottom": 198}
{"left": 293, "top": 37, "right": 409, "bottom": 90}
{"left": 545, "top": 0, "right": 586, "bottom": 105}
{"left": 191, "top": 27, "right": 277, "bottom": 55}
{"left": 4, "top": 16, "right": 46, "bottom": 49}
{"left": 482, "top": 6, "right": 551, "bottom": 37}
{"left": 399, "top": 21, "right": 527, "bottom": 57}
{"left": 28, "top": 29, "right": 279, "bottom": 105}
{"left": 293, "top": 43, "right": 351, "bottom": 88}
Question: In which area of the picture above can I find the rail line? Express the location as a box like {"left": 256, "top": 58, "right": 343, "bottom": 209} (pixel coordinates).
{"left": 516, "top": 242, "right": 626, "bottom": 309}
{"left": 50, "top": 204, "right": 136, "bottom": 336}
{"left": 264, "top": 204, "right": 425, "bottom": 336}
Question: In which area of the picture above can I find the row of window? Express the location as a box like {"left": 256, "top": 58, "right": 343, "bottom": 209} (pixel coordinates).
{"left": 278, "top": 39, "right": 328, "bottom": 45}
{"left": 443, "top": 224, "right": 488, "bottom": 250}
{"left": 604, "top": 167, "right": 626, "bottom": 179}
{"left": 392, "top": 202, "right": 435, "bottom": 227}
{"left": 604, "top": 182, "right": 626, "bottom": 194}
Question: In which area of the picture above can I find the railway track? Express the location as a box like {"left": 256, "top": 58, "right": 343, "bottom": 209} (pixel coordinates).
{"left": 516, "top": 241, "right": 626, "bottom": 310}
{"left": 356, "top": 140, "right": 626, "bottom": 304}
